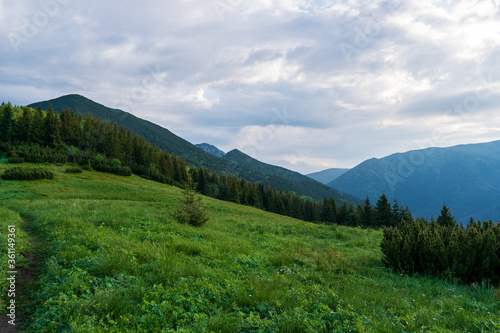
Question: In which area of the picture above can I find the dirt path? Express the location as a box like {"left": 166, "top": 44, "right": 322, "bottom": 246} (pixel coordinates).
{"left": 1, "top": 216, "right": 44, "bottom": 333}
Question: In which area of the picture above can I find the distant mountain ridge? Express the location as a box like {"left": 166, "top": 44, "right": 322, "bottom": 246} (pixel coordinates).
{"left": 328, "top": 141, "right": 500, "bottom": 222}
{"left": 307, "top": 168, "right": 350, "bottom": 184}
{"left": 28, "top": 94, "right": 359, "bottom": 204}
{"left": 195, "top": 143, "right": 226, "bottom": 157}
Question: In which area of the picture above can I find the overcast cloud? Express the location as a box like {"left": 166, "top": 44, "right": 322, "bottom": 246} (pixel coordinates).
{"left": 1, "top": 0, "right": 500, "bottom": 173}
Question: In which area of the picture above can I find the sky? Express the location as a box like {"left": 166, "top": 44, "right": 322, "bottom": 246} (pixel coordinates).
{"left": 1, "top": 0, "right": 500, "bottom": 174}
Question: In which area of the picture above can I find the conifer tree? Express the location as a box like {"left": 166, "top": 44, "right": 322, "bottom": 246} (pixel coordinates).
{"left": 359, "top": 197, "right": 375, "bottom": 227}
{"left": 436, "top": 204, "right": 456, "bottom": 227}
{"left": 43, "top": 105, "right": 61, "bottom": 147}
{"left": 28, "top": 108, "right": 45, "bottom": 145}
{"left": 375, "top": 194, "right": 394, "bottom": 227}
{"left": 0, "top": 103, "right": 15, "bottom": 142}
{"left": 321, "top": 198, "right": 337, "bottom": 224}
{"left": 59, "top": 108, "right": 81, "bottom": 146}
{"left": 173, "top": 177, "right": 209, "bottom": 227}
{"left": 13, "top": 107, "right": 33, "bottom": 142}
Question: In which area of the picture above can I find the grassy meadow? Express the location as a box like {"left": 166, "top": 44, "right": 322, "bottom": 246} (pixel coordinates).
{"left": 0, "top": 161, "right": 499, "bottom": 332}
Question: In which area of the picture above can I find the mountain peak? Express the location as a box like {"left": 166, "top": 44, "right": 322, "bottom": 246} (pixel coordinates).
{"left": 195, "top": 143, "right": 226, "bottom": 157}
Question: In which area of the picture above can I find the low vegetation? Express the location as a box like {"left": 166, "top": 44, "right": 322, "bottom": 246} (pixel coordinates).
{"left": 1, "top": 166, "right": 54, "bottom": 180}
{"left": 0, "top": 163, "right": 498, "bottom": 332}
{"left": 381, "top": 218, "right": 500, "bottom": 285}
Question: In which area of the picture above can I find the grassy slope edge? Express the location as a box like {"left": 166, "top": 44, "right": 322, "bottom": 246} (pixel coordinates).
{"left": 0, "top": 162, "right": 499, "bottom": 332}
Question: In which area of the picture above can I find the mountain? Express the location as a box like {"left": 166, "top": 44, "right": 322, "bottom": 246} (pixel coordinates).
{"left": 328, "top": 141, "right": 500, "bottom": 222}
{"left": 28, "top": 94, "right": 210, "bottom": 164}
{"left": 195, "top": 143, "right": 226, "bottom": 157}
{"left": 28, "top": 94, "right": 358, "bottom": 204}
{"left": 307, "top": 168, "right": 350, "bottom": 184}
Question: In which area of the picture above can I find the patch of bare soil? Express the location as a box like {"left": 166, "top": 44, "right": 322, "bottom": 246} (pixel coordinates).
{"left": 1, "top": 218, "right": 44, "bottom": 332}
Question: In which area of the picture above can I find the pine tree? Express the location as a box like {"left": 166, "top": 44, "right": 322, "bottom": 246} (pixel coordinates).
{"left": 226, "top": 177, "right": 241, "bottom": 203}
{"left": 173, "top": 178, "right": 209, "bottom": 227}
{"left": 436, "top": 204, "right": 456, "bottom": 227}
{"left": 320, "top": 198, "right": 337, "bottom": 224}
{"left": 43, "top": 104, "right": 61, "bottom": 147}
{"left": 28, "top": 108, "right": 45, "bottom": 145}
{"left": 359, "top": 197, "right": 375, "bottom": 227}
{"left": 0, "top": 103, "right": 15, "bottom": 142}
{"left": 375, "top": 194, "right": 394, "bottom": 227}
{"left": 59, "top": 108, "right": 82, "bottom": 146}
{"left": 13, "top": 107, "right": 32, "bottom": 142}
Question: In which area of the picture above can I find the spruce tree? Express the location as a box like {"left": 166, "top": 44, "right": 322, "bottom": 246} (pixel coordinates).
{"left": 43, "top": 104, "right": 61, "bottom": 147}
{"left": 173, "top": 178, "right": 209, "bottom": 227}
{"left": 321, "top": 198, "right": 337, "bottom": 224}
{"left": 375, "top": 194, "right": 393, "bottom": 227}
{"left": 14, "top": 107, "right": 33, "bottom": 142}
{"left": 28, "top": 108, "right": 45, "bottom": 145}
{"left": 436, "top": 204, "right": 457, "bottom": 227}
{"left": 360, "top": 197, "right": 375, "bottom": 227}
{"left": 0, "top": 103, "right": 15, "bottom": 142}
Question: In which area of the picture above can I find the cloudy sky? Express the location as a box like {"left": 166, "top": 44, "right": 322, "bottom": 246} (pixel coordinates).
{"left": 1, "top": 0, "right": 500, "bottom": 174}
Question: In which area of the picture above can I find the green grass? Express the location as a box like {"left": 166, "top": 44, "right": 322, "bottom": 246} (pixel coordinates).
{"left": 0, "top": 162, "right": 499, "bottom": 332}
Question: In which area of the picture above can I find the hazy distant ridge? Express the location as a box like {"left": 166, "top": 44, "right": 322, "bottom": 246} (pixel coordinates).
{"left": 328, "top": 141, "right": 500, "bottom": 222}
{"left": 195, "top": 143, "right": 226, "bottom": 157}
{"left": 307, "top": 168, "right": 350, "bottom": 184}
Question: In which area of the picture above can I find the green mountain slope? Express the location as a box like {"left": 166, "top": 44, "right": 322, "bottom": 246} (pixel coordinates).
{"left": 28, "top": 94, "right": 358, "bottom": 204}
{"left": 328, "top": 140, "right": 500, "bottom": 221}
{"left": 307, "top": 168, "right": 350, "bottom": 184}
{"left": 1, "top": 162, "right": 498, "bottom": 331}
{"left": 28, "top": 94, "right": 209, "bottom": 164}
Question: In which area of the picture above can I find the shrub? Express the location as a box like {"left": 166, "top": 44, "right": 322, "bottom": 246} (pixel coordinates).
{"left": 381, "top": 219, "right": 500, "bottom": 285}
{"left": 65, "top": 167, "right": 83, "bottom": 174}
{"left": 2, "top": 167, "right": 55, "bottom": 181}
{"left": 91, "top": 158, "right": 132, "bottom": 176}
{"left": 8, "top": 154, "right": 25, "bottom": 164}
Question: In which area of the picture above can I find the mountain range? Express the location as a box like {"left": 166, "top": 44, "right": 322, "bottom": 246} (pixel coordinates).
{"left": 28, "top": 94, "right": 359, "bottom": 204}
{"left": 327, "top": 141, "right": 500, "bottom": 222}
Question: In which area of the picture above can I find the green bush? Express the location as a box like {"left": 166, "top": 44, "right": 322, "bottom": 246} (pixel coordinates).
{"left": 91, "top": 158, "right": 132, "bottom": 176}
{"left": 381, "top": 219, "right": 500, "bottom": 285}
{"left": 2, "top": 167, "right": 55, "bottom": 181}
{"left": 65, "top": 167, "right": 83, "bottom": 174}
{"left": 8, "top": 154, "right": 25, "bottom": 164}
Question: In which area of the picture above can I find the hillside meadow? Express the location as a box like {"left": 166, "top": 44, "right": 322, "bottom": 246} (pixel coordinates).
{"left": 0, "top": 161, "right": 499, "bottom": 332}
